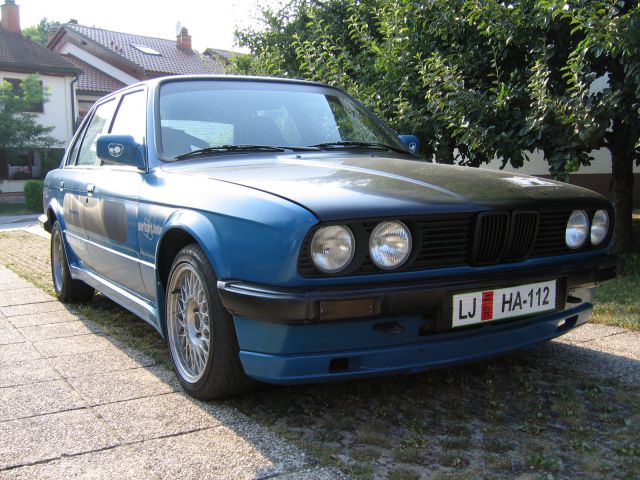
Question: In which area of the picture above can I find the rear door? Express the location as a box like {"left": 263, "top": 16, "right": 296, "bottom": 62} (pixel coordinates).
{"left": 83, "top": 89, "right": 148, "bottom": 299}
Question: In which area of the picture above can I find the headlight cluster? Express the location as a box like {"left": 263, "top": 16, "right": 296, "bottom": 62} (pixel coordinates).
{"left": 565, "top": 209, "right": 610, "bottom": 249}
{"left": 310, "top": 221, "right": 412, "bottom": 274}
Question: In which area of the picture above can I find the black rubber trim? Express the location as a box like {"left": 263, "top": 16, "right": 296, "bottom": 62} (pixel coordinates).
{"left": 218, "top": 254, "right": 621, "bottom": 324}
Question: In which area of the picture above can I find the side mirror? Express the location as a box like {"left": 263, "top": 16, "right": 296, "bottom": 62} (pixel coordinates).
{"left": 97, "top": 134, "right": 145, "bottom": 169}
{"left": 398, "top": 134, "right": 420, "bottom": 155}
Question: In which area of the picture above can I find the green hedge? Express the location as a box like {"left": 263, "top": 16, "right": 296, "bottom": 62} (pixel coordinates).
{"left": 24, "top": 180, "right": 44, "bottom": 213}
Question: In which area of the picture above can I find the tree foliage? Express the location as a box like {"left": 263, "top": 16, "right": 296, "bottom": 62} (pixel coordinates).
{"left": 233, "top": 0, "right": 639, "bottom": 251}
{"left": 22, "top": 18, "right": 61, "bottom": 46}
{"left": 0, "top": 75, "right": 55, "bottom": 150}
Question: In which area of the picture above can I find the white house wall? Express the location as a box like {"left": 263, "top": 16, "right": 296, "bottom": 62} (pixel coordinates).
{"left": 59, "top": 43, "right": 139, "bottom": 85}
{"left": 481, "top": 148, "right": 640, "bottom": 175}
{"left": 1, "top": 70, "right": 75, "bottom": 147}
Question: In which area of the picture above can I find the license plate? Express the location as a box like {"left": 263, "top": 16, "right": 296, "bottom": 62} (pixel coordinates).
{"left": 452, "top": 280, "right": 556, "bottom": 328}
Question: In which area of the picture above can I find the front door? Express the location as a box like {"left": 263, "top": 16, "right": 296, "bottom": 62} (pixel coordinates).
{"left": 83, "top": 89, "right": 148, "bottom": 299}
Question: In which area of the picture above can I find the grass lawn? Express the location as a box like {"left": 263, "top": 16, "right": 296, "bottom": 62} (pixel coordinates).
{"left": 0, "top": 230, "right": 638, "bottom": 479}
{"left": 592, "top": 253, "right": 640, "bottom": 331}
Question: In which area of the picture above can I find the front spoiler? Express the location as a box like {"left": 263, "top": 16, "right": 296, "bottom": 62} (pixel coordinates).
{"left": 238, "top": 302, "right": 592, "bottom": 384}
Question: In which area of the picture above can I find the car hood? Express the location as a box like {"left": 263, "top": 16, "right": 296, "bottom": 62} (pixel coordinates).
{"left": 162, "top": 153, "right": 608, "bottom": 221}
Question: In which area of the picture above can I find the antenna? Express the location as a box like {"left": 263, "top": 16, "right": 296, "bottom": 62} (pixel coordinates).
{"left": 175, "top": 21, "right": 182, "bottom": 36}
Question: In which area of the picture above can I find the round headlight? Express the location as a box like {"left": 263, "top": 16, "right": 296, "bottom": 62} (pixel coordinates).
{"left": 369, "top": 221, "right": 412, "bottom": 270}
{"left": 565, "top": 210, "right": 589, "bottom": 249}
{"left": 590, "top": 210, "right": 609, "bottom": 246}
{"left": 310, "top": 225, "right": 355, "bottom": 273}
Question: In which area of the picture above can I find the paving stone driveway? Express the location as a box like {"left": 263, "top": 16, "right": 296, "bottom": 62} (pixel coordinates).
{"left": 0, "top": 267, "right": 346, "bottom": 479}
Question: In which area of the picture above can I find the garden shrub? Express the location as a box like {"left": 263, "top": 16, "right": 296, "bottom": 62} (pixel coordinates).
{"left": 24, "top": 180, "right": 44, "bottom": 212}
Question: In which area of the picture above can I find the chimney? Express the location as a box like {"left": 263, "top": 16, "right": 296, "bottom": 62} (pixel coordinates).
{"left": 1, "top": 0, "right": 21, "bottom": 34}
{"left": 176, "top": 27, "right": 192, "bottom": 51}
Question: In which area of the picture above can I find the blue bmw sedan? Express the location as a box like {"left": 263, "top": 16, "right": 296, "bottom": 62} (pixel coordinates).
{"left": 41, "top": 75, "right": 619, "bottom": 399}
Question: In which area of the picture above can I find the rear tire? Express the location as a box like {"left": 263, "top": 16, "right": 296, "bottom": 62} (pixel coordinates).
{"left": 50, "top": 221, "right": 94, "bottom": 303}
{"left": 166, "top": 244, "right": 255, "bottom": 399}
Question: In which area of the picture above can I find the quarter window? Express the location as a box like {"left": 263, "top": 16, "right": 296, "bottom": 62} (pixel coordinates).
{"left": 76, "top": 100, "right": 117, "bottom": 166}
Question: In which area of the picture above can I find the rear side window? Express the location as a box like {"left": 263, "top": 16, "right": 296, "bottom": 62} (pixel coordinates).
{"left": 76, "top": 99, "right": 117, "bottom": 166}
{"left": 110, "top": 90, "right": 147, "bottom": 145}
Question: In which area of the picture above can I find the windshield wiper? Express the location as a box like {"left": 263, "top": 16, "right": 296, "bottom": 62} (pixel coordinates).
{"left": 310, "top": 141, "right": 409, "bottom": 155}
{"left": 174, "top": 144, "right": 286, "bottom": 160}
{"left": 174, "top": 144, "right": 324, "bottom": 160}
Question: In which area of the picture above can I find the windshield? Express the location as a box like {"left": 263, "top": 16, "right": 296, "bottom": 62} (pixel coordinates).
{"left": 158, "top": 80, "right": 407, "bottom": 160}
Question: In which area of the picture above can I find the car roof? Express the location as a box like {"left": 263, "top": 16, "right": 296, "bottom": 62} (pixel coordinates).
{"left": 112, "top": 74, "right": 337, "bottom": 97}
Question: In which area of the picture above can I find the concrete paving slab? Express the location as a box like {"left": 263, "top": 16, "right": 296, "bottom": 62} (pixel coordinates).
{"left": 555, "top": 323, "right": 628, "bottom": 344}
{"left": 0, "top": 287, "right": 54, "bottom": 307}
{"left": 19, "top": 320, "right": 103, "bottom": 341}
{"left": 132, "top": 423, "right": 312, "bottom": 480}
{"left": 49, "top": 347, "right": 156, "bottom": 379}
{"left": 0, "top": 316, "right": 14, "bottom": 329}
{"left": 67, "top": 365, "right": 179, "bottom": 406}
{"left": 0, "top": 342, "right": 41, "bottom": 366}
{"left": 0, "top": 268, "right": 21, "bottom": 281}
{"left": 0, "top": 357, "right": 61, "bottom": 388}
{"left": 32, "top": 333, "right": 117, "bottom": 358}
{"left": 1, "top": 445, "right": 160, "bottom": 480}
{"left": 0, "top": 325, "right": 24, "bottom": 345}
{"left": 0, "top": 379, "right": 86, "bottom": 421}
{"left": 94, "top": 392, "right": 243, "bottom": 442}
{"left": 0, "top": 409, "right": 118, "bottom": 470}
{"left": 0, "top": 279, "right": 27, "bottom": 292}
{"left": 0, "top": 300, "right": 68, "bottom": 317}
{"left": 8, "top": 310, "right": 80, "bottom": 328}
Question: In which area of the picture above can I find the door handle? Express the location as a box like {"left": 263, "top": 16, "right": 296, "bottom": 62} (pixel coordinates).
{"left": 59, "top": 181, "right": 64, "bottom": 192}
{"left": 87, "top": 184, "right": 96, "bottom": 194}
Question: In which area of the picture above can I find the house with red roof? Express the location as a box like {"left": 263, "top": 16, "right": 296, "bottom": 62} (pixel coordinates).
{"left": 0, "top": 0, "right": 80, "bottom": 201}
{"left": 48, "top": 22, "right": 230, "bottom": 118}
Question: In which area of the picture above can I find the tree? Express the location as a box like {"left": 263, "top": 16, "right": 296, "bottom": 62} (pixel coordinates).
{"left": 22, "top": 18, "right": 61, "bottom": 46}
{"left": 0, "top": 75, "right": 55, "bottom": 151}
{"left": 233, "top": 0, "right": 639, "bottom": 251}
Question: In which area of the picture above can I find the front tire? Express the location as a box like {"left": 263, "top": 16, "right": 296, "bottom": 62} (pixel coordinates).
{"left": 166, "top": 244, "right": 254, "bottom": 399}
{"left": 50, "top": 221, "right": 94, "bottom": 303}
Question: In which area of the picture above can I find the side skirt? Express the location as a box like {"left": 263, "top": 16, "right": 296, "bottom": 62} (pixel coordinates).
{"left": 69, "top": 264, "right": 162, "bottom": 336}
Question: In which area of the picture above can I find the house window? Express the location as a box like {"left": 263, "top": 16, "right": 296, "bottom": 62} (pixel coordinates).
{"left": 3, "top": 78, "right": 44, "bottom": 113}
{"left": 130, "top": 44, "right": 162, "bottom": 55}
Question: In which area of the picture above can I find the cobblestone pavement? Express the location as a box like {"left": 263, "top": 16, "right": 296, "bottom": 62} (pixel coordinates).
{"left": 0, "top": 230, "right": 639, "bottom": 479}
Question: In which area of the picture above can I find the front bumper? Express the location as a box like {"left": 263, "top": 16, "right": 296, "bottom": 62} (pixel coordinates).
{"left": 219, "top": 253, "right": 620, "bottom": 384}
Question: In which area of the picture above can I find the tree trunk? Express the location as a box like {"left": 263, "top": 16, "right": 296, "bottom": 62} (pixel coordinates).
{"left": 609, "top": 120, "right": 636, "bottom": 253}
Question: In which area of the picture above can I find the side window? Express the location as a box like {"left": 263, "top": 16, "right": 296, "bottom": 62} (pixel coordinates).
{"left": 76, "top": 100, "right": 117, "bottom": 166}
{"left": 65, "top": 115, "right": 92, "bottom": 166}
{"left": 65, "top": 133, "right": 83, "bottom": 166}
{"left": 110, "top": 90, "right": 147, "bottom": 145}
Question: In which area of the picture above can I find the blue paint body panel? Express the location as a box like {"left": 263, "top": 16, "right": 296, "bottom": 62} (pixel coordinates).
{"left": 41, "top": 75, "right": 619, "bottom": 387}
{"left": 235, "top": 303, "right": 592, "bottom": 384}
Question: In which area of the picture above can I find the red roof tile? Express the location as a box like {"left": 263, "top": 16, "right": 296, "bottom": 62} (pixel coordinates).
{"left": 65, "top": 24, "right": 226, "bottom": 75}
{"left": 63, "top": 54, "right": 126, "bottom": 94}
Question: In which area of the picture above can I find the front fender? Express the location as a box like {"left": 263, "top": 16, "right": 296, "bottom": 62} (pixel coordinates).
{"left": 157, "top": 209, "right": 225, "bottom": 277}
